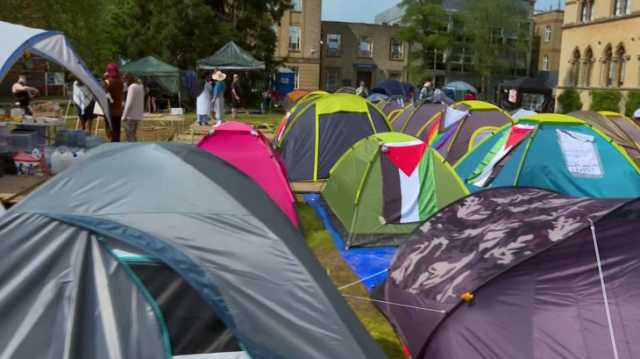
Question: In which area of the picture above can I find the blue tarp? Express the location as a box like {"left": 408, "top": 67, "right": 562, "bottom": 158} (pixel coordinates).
{"left": 304, "top": 194, "right": 396, "bottom": 291}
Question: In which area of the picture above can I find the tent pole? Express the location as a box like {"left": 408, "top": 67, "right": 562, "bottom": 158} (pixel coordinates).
{"left": 588, "top": 219, "right": 620, "bottom": 359}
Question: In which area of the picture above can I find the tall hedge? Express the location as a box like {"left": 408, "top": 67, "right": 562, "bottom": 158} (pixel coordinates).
{"left": 558, "top": 89, "right": 582, "bottom": 113}
{"left": 590, "top": 90, "right": 622, "bottom": 112}
{"left": 626, "top": 91, "right": 640, "bottom": 118}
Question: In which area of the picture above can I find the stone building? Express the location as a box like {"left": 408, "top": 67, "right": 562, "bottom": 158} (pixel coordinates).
{"left": 531, "top": 10, "right": 564, "bottom": 86}
{"left": 557, "top": 0, "right": 640, "bottom": 110}
{"left": 320, "top": 21, "right": 408, "bottom": 91}
{"left": 274, "top": 0, "right": 322, "bottom": 90}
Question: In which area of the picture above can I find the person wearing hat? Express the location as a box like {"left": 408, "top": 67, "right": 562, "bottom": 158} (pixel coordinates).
{"left": 104, "top": 63, "right": 124, "bottom": 142}
{"left": 211, "top": 71, "right": 226, "bottom": 126}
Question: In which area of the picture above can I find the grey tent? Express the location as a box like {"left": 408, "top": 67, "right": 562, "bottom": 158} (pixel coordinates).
{"left": 0, "top": 143, "right": 384, "bottom": 359}
{"left": 121, "top": 56, "right": 181, "bottom": 95}
{"left": 0, "top": 21, "right": 111, "bottom": 126}
{"left": 198, "top": 42, "right": 265, "bottom": 71}
{"left": 376, "top": 187, "right": 640, "bottom": 359}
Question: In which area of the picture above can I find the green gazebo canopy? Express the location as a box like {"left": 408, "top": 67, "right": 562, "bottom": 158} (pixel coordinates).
{"left": 121, "top": 56, "right": 181, "bottom": 94}
{"left": 197, "top": 41, "right": 265, "bottom": 71}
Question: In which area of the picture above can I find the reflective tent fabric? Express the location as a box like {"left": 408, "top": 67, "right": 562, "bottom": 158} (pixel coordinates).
{"left": 121, "top": 56, "right": 181, "bottom": 94}
{"left": 376, "top": 187, "right": 640, "bottom": 359}
{"left": 278, "top": 93, "right": 391, "bottom": 181}
{"left": 1, "top": 143, "right": 385, "bottom": 359}
{"left": 198, "top": 121, "right": 299, "bottom": 227}
{"left": 455, "top": 114, "right": 640, "bottom": 198}
{"left": 0, "top": 21, "right": 111, "bottom": 125}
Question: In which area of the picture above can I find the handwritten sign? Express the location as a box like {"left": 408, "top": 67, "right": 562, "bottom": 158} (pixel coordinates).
{"left": 557, "top": 129, "right": 603, "bottom": 178}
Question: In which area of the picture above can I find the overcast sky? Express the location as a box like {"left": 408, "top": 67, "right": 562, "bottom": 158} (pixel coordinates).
{"left": 321, "top": 0, "right": 565, "bottom": 23}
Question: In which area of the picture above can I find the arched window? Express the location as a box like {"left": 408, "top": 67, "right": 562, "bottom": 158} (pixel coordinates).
{"left": 616, "top": 44, "right": 627, "bottom": 87}
{"left": 567, "top": 48, "right": 581, "bottom": 87}
{"left": 580, "top": 0, "right": 594, "bottom": 22}
{"left": 602, "top": 45, "right": 614, "bottom": 87}
{"left": 583, "top": 47, "right": 594, "bottom": 87}
{"left": 613, "top": 0, "right": 630, "bottom": 16}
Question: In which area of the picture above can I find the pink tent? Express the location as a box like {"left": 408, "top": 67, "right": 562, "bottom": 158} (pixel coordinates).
{"left": 198, "top": 122, "right": 299, "bottom": 227}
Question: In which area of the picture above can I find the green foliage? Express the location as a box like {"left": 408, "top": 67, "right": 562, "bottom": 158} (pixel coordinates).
{"left": 625, "top": 91, "right": 640, "bottom": 118}
{"left": 590, "top": 90, "right": 622, "bottom": 112}
{"left": 399, "top": 0, "right": 451, "bottom": 77}
{"left": 461, "top": 0, "right": 530, "bottom": 94}
{"left": 0, "top": 0, "right": 289, "bottom": 72}
{"left": 557, "top": 89, "right": 583, "bottom": 113}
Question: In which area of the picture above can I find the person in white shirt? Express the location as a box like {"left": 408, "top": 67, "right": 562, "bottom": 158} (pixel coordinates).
{"left": 355, "top": 81, "right": 369, "bottom": 98}
{"left": 72, "top": 79, "right": 95, "bottom": 132}
{"left": 122, "top": 73, "right": 145, "bottom": 142}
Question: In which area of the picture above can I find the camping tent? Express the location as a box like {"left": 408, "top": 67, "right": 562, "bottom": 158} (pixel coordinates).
{"left": 277, "top": 93, "right": 391, "bottom": 181}
{"left": 392, "top": 102, "right": 447, "bottom": 139}
{"left": 443, "top": 81, "right": 478, "bottom": 101}
{"left": 0, "top": 143, "right": 384, "bottom": 359}
{"left": 498, "top": 77, "right": 553, "bottom": 112}
{"left": 198, "top": 122, "right": 299, "bottom": 227}
{"left": 121, "top": 56, "right": 181, "bottom": 95}
{"left": 378, "top": 97, "right": 406, "bottom": 116}
{"left": 433, "top": 100, "right": 514, "bottom": 165}
{"left": 600, "top": 111, "right": 640, "bottom": 149}
{"left": 570, "top": 111, "right": 640, "bottom": 164}
{"left": 0, "top": 21, "right": 111, "bottom": 125}
{"left": 371, "top": 80, "right": 415, "bottom": 98}
{"left": 323, "top": 133, "right": 468, "bottom": 247}
{"left": 376, "top": 187, "right": 640, "bottom": 359}
{"left": 198, "top": 41, "right": 265, "bottom": 71}
{"left": 455, "top": 114, "right": 640, "bottom": 198}
{"left": 274, "top": 90, "right": 328, "bottom": 144}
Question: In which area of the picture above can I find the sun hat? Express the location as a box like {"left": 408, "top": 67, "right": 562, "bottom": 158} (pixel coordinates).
{"left": 212, "top": 71, "right": 227, "bottom": 81}
{"left": 634, "top": 108, "right": 640, "bottom": 119}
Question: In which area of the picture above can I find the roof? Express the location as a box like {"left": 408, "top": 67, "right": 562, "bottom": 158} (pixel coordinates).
{"left": 500, "top": 77, "right": 552, "bottom": 93}
{"left": 198, "top": 41, "right": 265, "bottom": 71}
{"left": 121, "top": 56, "right": 179, "bottom": 75}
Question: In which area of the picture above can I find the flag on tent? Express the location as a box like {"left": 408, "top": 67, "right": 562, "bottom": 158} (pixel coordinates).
{"left": 380, "top": 141, "right": 436, "bottom": 224}
{"left": 468, "top": 124, "right": 536, "bottom": 187}
{"left": 425, "top": 113, "right": 443, "bottom": 146}
{"left": 443, "top": 106, "right": 468, "bottom": 129}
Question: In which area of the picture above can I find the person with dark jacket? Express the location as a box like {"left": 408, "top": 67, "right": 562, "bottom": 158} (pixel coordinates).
{"left": 104, "top": 63, "right": 124, "bottom": 142}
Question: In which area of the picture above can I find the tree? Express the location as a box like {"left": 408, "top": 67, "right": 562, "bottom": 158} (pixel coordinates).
{"left": 398, "top": 0, "right": 451, "bottom": 84}
{"left": 461, "top": 0, "right": 530, "bottom": 97}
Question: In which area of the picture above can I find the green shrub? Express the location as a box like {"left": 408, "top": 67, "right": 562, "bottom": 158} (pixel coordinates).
{"left": 625, "top": 91, "right": 640, "bottom": 118}
{"left": 557, "top": 89, "right": 582, "bottom": 113}
{"left": 590, "top": 90, "right": 622, "bottom": 112}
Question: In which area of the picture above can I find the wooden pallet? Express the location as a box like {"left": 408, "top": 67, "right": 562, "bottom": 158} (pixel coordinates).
{"left": 0, "top": 175, "right": 48, "bottom": 204}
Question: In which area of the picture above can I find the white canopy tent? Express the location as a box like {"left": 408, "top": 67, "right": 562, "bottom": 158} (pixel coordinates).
{"left": 0, "top": 21, "right": 111, "bottom": 125}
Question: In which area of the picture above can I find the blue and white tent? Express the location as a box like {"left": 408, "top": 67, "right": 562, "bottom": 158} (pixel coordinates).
{"left": 0, "top": 21, "right": 111, "bottom": 125}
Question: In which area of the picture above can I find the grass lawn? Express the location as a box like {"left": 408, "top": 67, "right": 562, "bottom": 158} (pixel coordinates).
{"left": 297, "top": 204, "right": 406, "bottom": 359}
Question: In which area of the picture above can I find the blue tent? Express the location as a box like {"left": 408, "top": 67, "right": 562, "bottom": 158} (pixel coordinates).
{"left": 371, "top": 80, "right": 415, "bottom": 97}
{"left": 455, "top": 114, "right": 640, "bottom": 198}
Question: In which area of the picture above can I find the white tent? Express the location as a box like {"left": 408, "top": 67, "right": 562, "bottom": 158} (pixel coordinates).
{"left": 0, "top": 21, "right": 111, "bottom": 125}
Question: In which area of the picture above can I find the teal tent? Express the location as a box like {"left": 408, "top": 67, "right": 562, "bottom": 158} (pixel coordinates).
{"left": 198, "top": 42, "right": 265, "bottom": 71}
{"left": 121, "top": 56, "right": 181, "bottom": 95}
{"left": 455, "top": 114, "right": 640, "bottom": 198}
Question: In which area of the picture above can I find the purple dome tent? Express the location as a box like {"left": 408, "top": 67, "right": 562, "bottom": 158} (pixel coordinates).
{"left": 376, "top": 187, "right": 640, "bottom": 359}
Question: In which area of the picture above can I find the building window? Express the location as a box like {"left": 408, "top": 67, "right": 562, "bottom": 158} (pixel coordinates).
{"left": 326, "top": 33, "right": 341, "bottom": 57}
{"left": 543, "top": 55, "right": 550, "bottom": 71}
{"left": 603, "top": 45, "right": 614, "bottom": 87}
{"left": 390, "top": 38, "right": 404, "bottom": 60}
{"left": 325, "top": 69, "right": 340, "bottom": 92}
{"left": 583, "top": 47, "right": 594, "bottom": 87}
{"left": 290, "top": 67, "right": 299, "bottom": 89}
{"left": 580, "top": 1, "right": 593, "bottom": 23}
{"left": 613, "top": 0, "right": 630, "bottom": 16}
{"left": 389, "top": 71, "right": 401, "bottom": 80}
{"left": 567, "top": 48, "right": 581, "bottom": 87}
{"left": 358, "top": 37, "right": 373, "bottom": 58}
{"left": 616, "top": 44, "right": 627, "bottom": 87}
{"left": 543, "top": 25, "right": 552, "bottom": 42}
{"left": 288, "top": 26, "right": 301, "bottom": 51}
{"left": 291, "top": 0, "right": 303, "bottom": 12}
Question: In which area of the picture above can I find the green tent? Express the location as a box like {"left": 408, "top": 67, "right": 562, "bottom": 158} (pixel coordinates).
{"left": 121, "top": 56, "right": 181, "bottom": 95}
{"left": 323, "top": 132, "right": 469, "bottom": 247}
{"left": 198, "top": 41, "right": 265, "bottom": 71}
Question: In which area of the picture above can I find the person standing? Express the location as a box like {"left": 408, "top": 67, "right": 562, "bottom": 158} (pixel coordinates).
{"left": 196, "top": 73, "right": 212, "bottom": 126}
{"left": 11, "top": 75, "right": 39, "bottom": 116}
{"left": 231, "top": 74, "right": 241, "bottom": 120}
{"left": 418, "top": 81, "right": 433, "bottom": 103}
{"left": 104, "top": 63, "right": 124, "bottom": 142}
{"left": 122, "top": 73, "right": 145, "bottom": 142}
{"left": 72, "top": 79, "right": 96, "bottom": 132}
{"left": 355, "top": 81, "right": 369, "bottom": 98}
{"left": 211, "top": 71, "right": 226, "bottom": 126}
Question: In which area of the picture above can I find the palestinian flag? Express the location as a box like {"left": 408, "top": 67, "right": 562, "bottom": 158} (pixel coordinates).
{"left": 468, "top": 124, "right": 536, "bottom": 187}
{"left": 381, "top": 141, "right": 435, "bottom": 224}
